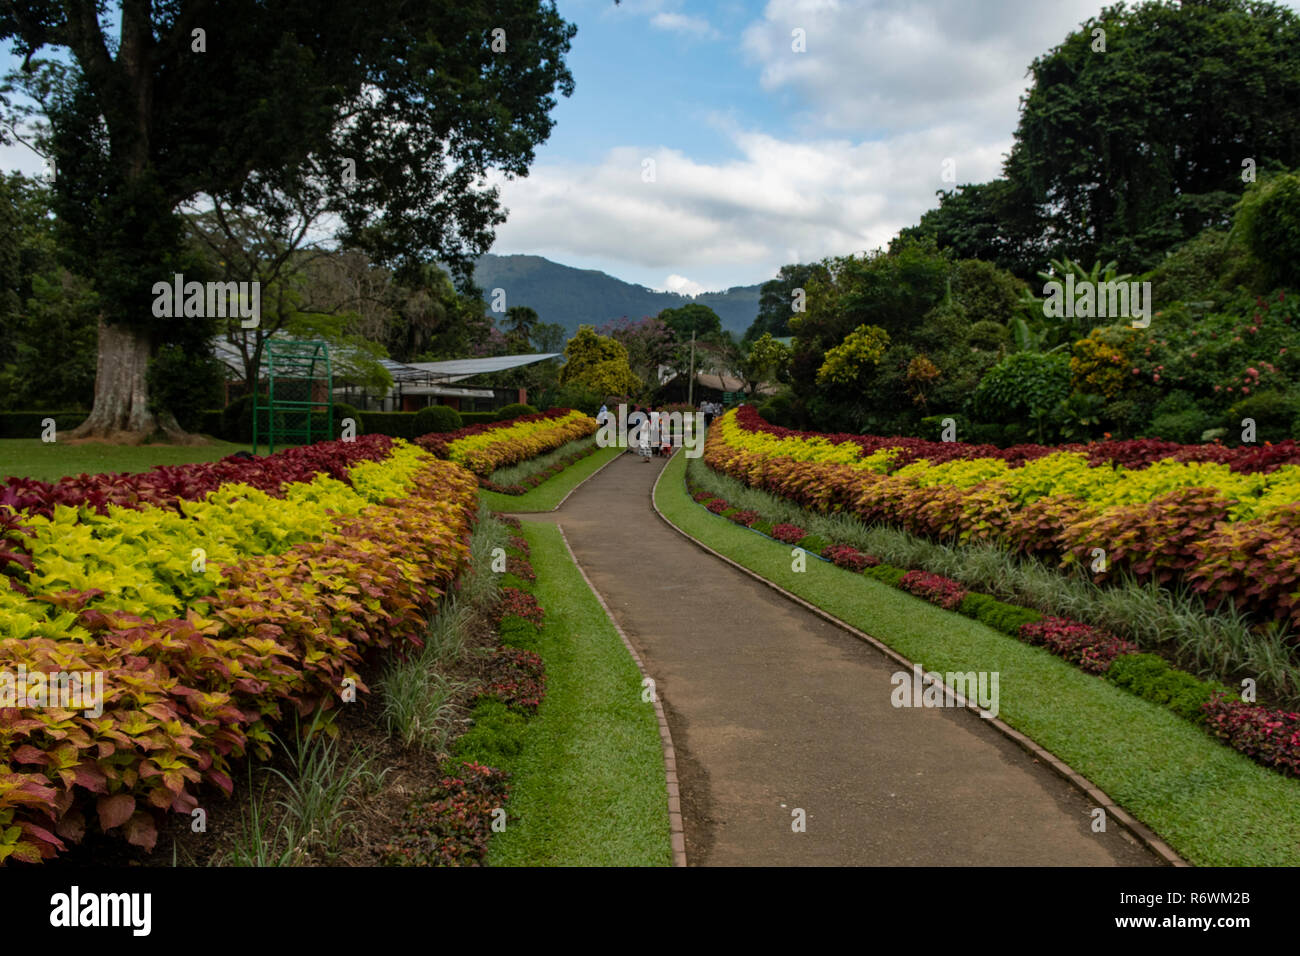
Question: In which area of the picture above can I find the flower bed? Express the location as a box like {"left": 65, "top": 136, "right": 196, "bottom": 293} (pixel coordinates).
{"left": 478, "top": 440, "right": 601, "bottom": 495}
{"left": 415, "top": 409, "right": 597, "bottom": 476}
{"left": 706, "top": 408, "right": 1300, "bottom": 627}
{"left": 0, "top": 449, "right": 479, "bottom": 864}
{"left": 383, "top": 517, "right": 549, "bottom": 866}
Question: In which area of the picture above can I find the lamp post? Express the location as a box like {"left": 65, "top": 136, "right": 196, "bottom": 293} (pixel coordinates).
{"left": 687, "top": 329, "right": 696, "bottom": 406}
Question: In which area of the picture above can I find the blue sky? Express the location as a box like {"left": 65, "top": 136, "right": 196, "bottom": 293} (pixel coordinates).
{"left": 8, "top": 0, "right": 1300, "bottom": 294}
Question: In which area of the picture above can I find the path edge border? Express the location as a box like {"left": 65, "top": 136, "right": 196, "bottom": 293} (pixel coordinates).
{"left": 498, "top": 445, "right": 624, "bottom": 516}
{"left": 556, "top": 523, "right": 688, "bottom": 868}
{"left": 650, "top": 456, "right": 1188, "bottom": 868}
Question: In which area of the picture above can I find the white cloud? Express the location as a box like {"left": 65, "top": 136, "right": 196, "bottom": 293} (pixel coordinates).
{"left": 740, "top": 0, "right": 1105, "bottom": 136}
{"left": 650, "top": 11, "right": 719, "bottom": 38}
{"left": 490, "top": 120, "right": 1008, "bottom": 289}
{"left": 488, "top": 0, "right": 1124, "bottom": 288}
{"left": 662, "top": 274, "right": 708, "bottom": 295}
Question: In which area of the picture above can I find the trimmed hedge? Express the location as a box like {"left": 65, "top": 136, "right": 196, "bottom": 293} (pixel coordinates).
{"left": 957, "top": 592, "right": 1044, "bottom": 636}
{"left": 0, "top": 411, "right": 88, "bottom": 439}
{"left": 1106, "top": 653, "right": 1228, "bottom": 724}
{"left": 360, "top": 411, "right": 417, "bottom": 439}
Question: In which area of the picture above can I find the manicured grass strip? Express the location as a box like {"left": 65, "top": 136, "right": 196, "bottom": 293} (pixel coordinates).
{"left": 655, "top": 450, "right": 1300, "bottom": 867}
{"left": 481, "top": 445, "right": 621, "bottom": 513}
{"left": 487, "top": 521, "right": 672, "bottom": 866}
{"left": 0, "top": 438, "right": 257, "bottom": 483}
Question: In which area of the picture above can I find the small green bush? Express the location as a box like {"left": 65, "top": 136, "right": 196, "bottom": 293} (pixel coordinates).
{"left": 958, "top": 592, "right": 1043, "bottom": 634}
{"left": 499, "top": 614, "right": 542, "bottom": 648}
{"left": 968, "top": 320, "right": 1010, "bottom": 352}
{"left": 413, "top": 403, "right": 463, "bottom": 435}
{"left": 495, "top": 402, "right": 538, "bottom": 421}
{"left": 1105, "top": 653, "right": 1224, "bottom": 723}
{"left": 863, "top": 564, "right": 906, "bottom": 587}
{"left": 1229, "top": 389, "right": 1295, "bottom": 440}
{"left": 751, "top": 519, "right": 775, "bottom": 536}
{"left": 796, "top": 534, "right": 830, "bottom": 556}
{"left": 1148, "top": 391, "right": 1212, "bottom": 444}
{"left": 358, "top": 411, "right": 415, "bottom": 439}
{"left": 452, "top": 698, "right": 528, "bottom": 768}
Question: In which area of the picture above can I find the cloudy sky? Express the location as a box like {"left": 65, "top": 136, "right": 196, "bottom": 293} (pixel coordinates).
{"left": 482, "top": 0, "right": 1111, "bottom": 293}
{"left": 7, "top": 0, "right": 1299, "bottom": 294}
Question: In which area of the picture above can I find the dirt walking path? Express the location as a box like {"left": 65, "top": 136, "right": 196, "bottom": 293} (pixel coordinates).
{"left": 518, "top": 451, "right": 1158, "bottom": 866}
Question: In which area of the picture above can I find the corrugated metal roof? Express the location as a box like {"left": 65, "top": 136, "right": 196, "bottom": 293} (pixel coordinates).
{"left": 404, "top": 354, "right": 561, "bottom": 380}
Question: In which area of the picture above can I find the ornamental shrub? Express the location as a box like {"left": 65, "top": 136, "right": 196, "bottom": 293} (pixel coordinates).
{"left": 864, "top": 564, "right": 906, "bottom": 587}
{"left": 1105, "top": 653, "right": 1224, "bottom": 723}
{"left": 496, "top": 402, "right": 538, "bottom": 421}
{"left": 414, "top": 404, "right": 463, "bottom": 435}
{"left": 899, "top": 570, "right": 967, "bottom": 610}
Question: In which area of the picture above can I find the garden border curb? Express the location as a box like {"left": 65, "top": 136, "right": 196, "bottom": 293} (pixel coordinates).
{"left": 650, "top": 458, "right": 1188, "bottom": 868}
{"left": 557, "top": 523, "right": 688, "bottom": 868}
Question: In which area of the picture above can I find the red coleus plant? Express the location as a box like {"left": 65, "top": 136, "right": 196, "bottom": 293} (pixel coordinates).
{"left": 0, "top": 434, "right": 396, "bottom": 520}
{"left": 728, "top": 509, "right": 760, "bottom": 527}
{"left": 495, "top": 587, "right": 544, "bottom": 627}
{"left": 1201, "top": 694, "right": 1300, "bottom": 777}
{"left": 731, "top": 403, "right": 1300, "bottom": 474}
{"left": 1018, "top": 617, "right": 1138, "bottom": 674}
{"left": 899, "top": 570, "right": 967, "bottom": 610}
{"left": 706, "top": 498, "right": 731, "bottom": 514}
{"left": 771, "top": 523, "right": 807, "bottom": 544}
{"left": 476, "top": 647, "right": 546, "bottom": 713}
{"left": 823, "top": 544, "right": 880, "bottom": 572}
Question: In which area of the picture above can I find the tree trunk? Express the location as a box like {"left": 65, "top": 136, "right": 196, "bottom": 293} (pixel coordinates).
{"left": 68, "top": 318, "right": 192, "bottom": 443}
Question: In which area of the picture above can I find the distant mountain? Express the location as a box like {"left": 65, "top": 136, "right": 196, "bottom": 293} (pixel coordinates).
{"left": 470, "top": 253, "right": 764, "bottom": 338}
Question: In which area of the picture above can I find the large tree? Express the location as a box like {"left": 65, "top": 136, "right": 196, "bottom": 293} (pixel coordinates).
{"left": 1, "top": 1, "right": 575, "bottom": 439}
{"left": 743, "top": 262, "right": 828, "bottom": 343}
{"left": 1006, "top": 0, "right": 1300, "bottom": 272}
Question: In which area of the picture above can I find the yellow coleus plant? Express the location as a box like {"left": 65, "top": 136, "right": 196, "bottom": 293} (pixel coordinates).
{"left": 13, "top": 440, "right": 431, "bottom": 624}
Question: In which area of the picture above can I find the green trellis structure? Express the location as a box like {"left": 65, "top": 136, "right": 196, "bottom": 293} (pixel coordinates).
{"left": 253, "top": 340, "right": 334, "bottom": 454}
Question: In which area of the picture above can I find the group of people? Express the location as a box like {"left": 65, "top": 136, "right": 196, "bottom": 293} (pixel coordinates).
{"left": 596, "top": 401, "right": 726, "bottom": 463}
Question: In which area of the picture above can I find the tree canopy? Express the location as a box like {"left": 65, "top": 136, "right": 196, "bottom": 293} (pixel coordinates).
{"left": 0, "top": 0, "right": 576, "bottom": 437}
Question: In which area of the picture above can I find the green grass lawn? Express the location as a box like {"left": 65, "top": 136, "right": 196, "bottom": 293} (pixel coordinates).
{"left": 487, "top": 520, "right": 672, "bottom": 866}
{"left": 654, "top": 449, "right": 1300, "bottom": 867}
{"left": 0, "top": 438, "right": 257, "bottom": 483}
{"left": 480, "top": 445, "right": 621, "bottom": 513}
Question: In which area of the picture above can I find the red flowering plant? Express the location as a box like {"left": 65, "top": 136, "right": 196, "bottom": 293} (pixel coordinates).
{"left": 728, "top": 509, "right": 760, "bottom": 527}
{"left": 771, "top": 523, "right": 807, "bottom": 544}
{"left": 899, "top": 570, "right": 967, "bottom": 610}
{"left": 1201, "top": 694, "right": 1300, "bottom": 777}
{"left": 477, "top": 647, "right": 546, "bottom": 713}
{"left": 495, "top": 587, "right": 544, "bottom": 627}
{"left": 823, "top": 544, "right": 880, "bottom": 572}
{"left": 706, "top": 498, "right": 731, "bottom": 514}
{"left": 1018, "top": 617, "right": 1138, "bottom": 674}
{"left": 382, "top": 763, "right": 510, "bottom": 866}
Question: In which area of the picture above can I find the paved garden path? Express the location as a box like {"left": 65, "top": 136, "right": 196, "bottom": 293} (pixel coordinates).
{"left": 519, "top": 452, "right": 1159, "bottom": 866}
